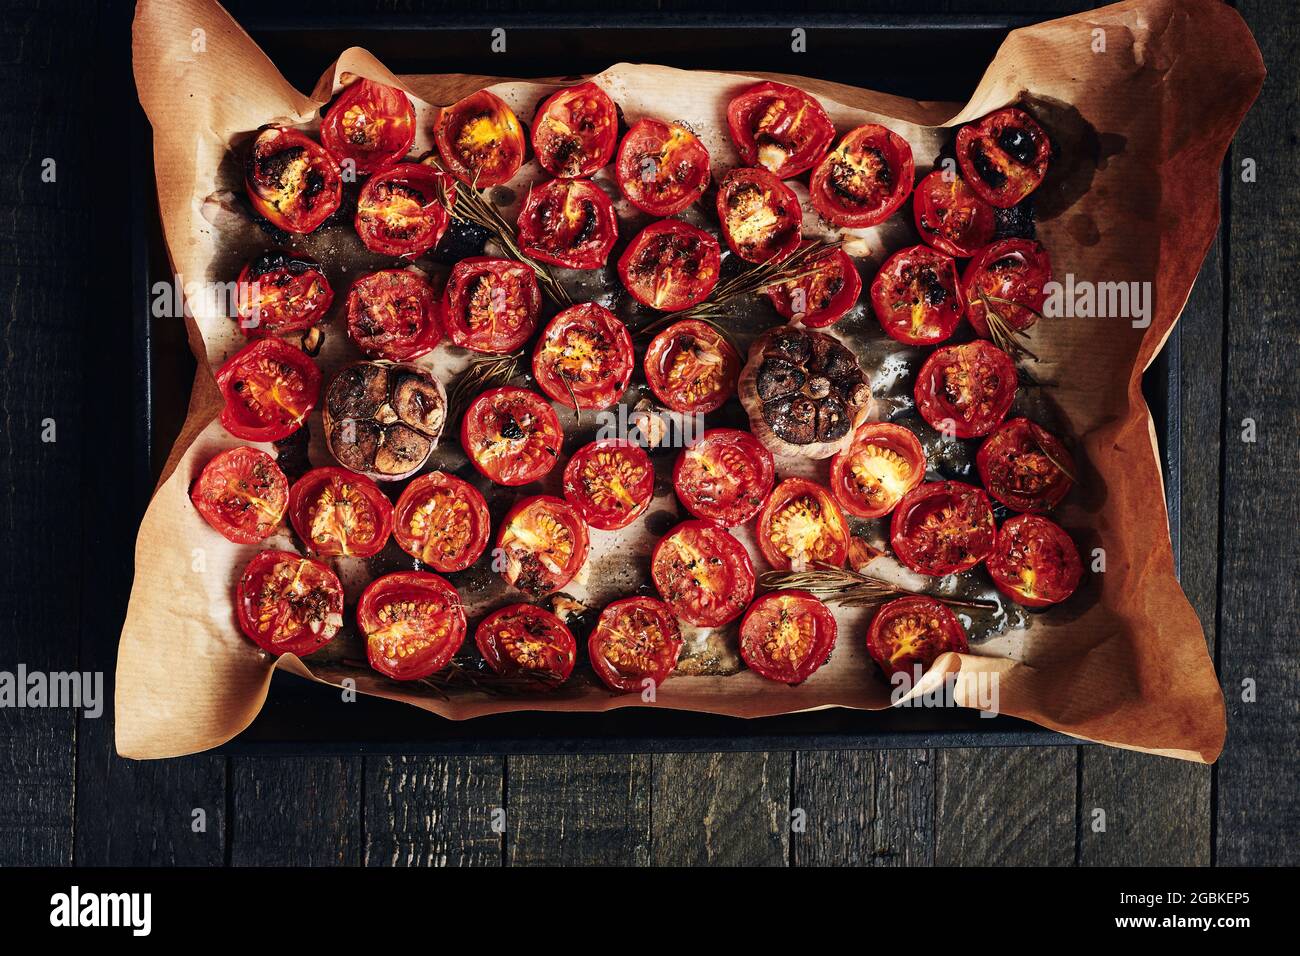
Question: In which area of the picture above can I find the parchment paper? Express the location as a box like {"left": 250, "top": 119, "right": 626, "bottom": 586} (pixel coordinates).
{"left": 122, "top": 0, "right": 1263, "bottom": 761}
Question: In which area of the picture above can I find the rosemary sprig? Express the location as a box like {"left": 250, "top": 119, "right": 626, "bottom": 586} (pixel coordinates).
{"left": 976, "top": 289, "right": 1040, "bottom": 363}
{"left": 447, "top": 351, "right": 523, "bottom": 421}
{"left": 1031, "top": 429, "right": 1078, "bottom": 484}
{"left": 759, "top": 561, "right": 999, "bottom": 612}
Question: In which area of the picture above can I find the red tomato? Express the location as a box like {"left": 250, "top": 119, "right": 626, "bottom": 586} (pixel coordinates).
{"left": 673, "top": 428, "right": 775, "bottom": 526}
{"left": 810, "top": 124, "right": 914, "bottom": 228}
{"left": 588, "top": 596, "right": 683, "bottom": 693}
{"left": 715, "top": 167, "right": 803, "bottom": 264}
{"left": 355, "top": 162, "right": 454, "bottom": 258}
{"left": 870, "top": 244, "right": 965, "bottom": 345}
{"left": 496, "top": 495, "right": 590, "bottom": 597}
{"left": 912, "top": 170, "right": 997, "bottom": 258}
{"left": 617, "top": 219, "right": 721, "bottom": 311}
{"left": 516, "top": 178, "right": 618, "bottom": 270}
{"left": 890, "top": 480, "right": 995, "bottom": 576}
{"left": 475, "top": 603, "right": 577, "bottom": 684}
{"left": 829, "top": 422, "right": 927, "bottom": 519}
{"left": 440, "top": 257, "right": 540, "bottom": 355}
{"left": 191, "top": 446, "right": 288, "bottom": 544}
{"left": 461, "top": 387, "right": 563, "bottom": 487}
{"left": 215, "top": 337, "right": 321, "bottom": 442}
{"left": 434, "top": 89, "right": 526, "bottom": 188}
{"left": 244, "top": 126, "right": 342, "bottom": 234}
{"left": 757, "top": 477, "right": 849, "bottom": 571}
{"left": 345, "top": 269, "right": 441, "bottom": 362}
{"left": 955, "top": 107, "right": 1051, "bottom": 208}
{"left": 532, "top": 303, "right": 634, "bottom": 411}
{"left": 234, "top": 252, "right": 334, "bottom": 338}
{"left": 963, "top": 239, "right": 1052, "bottom": 339}
{"left": 392, "top": 471, "right": 491, "bottom": 571}
{"left": 987, "top": 514, "right": 1082, "bottom": 608}
{"left": 976, "top": 417, "right": 1075, "bottom": 513}
{"left": 764, "top": 244, "right": 861, "bottom": 329}
{"left": 563, "top": 439, "right": 655, "bottom": 531}
{"left": 643, "top": 319, "right": 740, "bottom": 415}
{"left": 866, "top": 595, "right": 968, "bottom": 678}
{"left": 739, "top": 589, "right": 837, "bottom": 684}
{"left": 651, "top": 520, "right": 755, "bottom": 627}
{"left": 914, "top": 340, "right": 1017, "bottom": 439}
{"left": 358, "top": 571, "right": 466, "bottom": 680}
{"left": 236, "top": 550, "right": 344, "bottom": 657}
{"left": 615, "top": 119, "right": 711, "bottom": 217}
{"left": 531, "top": 81, "right": 618, "bottom": 179}
{"left": 319, "top": 78, "right": 416, "bottom": 176}
{"left": 287, "top": 466, "right": 393, "bottom": 558}
{"left": 726, "top": 81, "right": 835, "bottom": 179}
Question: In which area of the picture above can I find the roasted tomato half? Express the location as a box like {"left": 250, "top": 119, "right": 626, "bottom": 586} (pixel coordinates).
{"left": 475, "top": 604, "right": 577, "bottom": 684}
{"left": 673, "top": 428, "right": 775, "bottom": 526}
{"left": 288, "top": 466, "right": 393, "bottom": 558}
{"left": 461, "top": 387, "right": 563, "bottom": 487}
{"left": 320, "top": 78, "right": 416, "bottom": 176}
{"left": 870, "top": 244, "right": 965, "bottom": 345}
{"left": 955, "top": 107, "right": 1051, "bottom": 208}
{"left": 440, "top": 257, "right": 541, "bottom": 354}
{"left": 563, "top": 439, "right": 655, "bottom": 531}
{"left": 976, "top": 417, "right": 1075, "bottom": 513}
{"left": 829, "top": 422, "right": 927, "bottom": 519}
{"left": 739, "top": 589, "right": 837, "bottom": 685}
{"left": 235, "top": 252, "right": 334, "bottom": 338}
{"left": 810, "top": 124, "right": 914, "bottom": 228}
{"left": 890, "top": 480, "right": 995, "bottom": 576}
{"left": 912, "top": 169, "right": 997, "bottom": 258}
{"left": 651, "top": 520, "right": 755, "bottom": 628}
{"left": 643, "top": 319, "right": 740, "bottom": 415}
{"left": 191, "top": 446, "right": 289, "bottom": 544}
{"left": 715, "top": 167, "right": 803, "bottom": 264}
{"left": 914, "top": 340, "right": 1017, "bottom": 439}
{"left": 618, "top": 219, "right": 721, "bottom": 311}
{"left": 358, "top": 571, "right": 466, "bottom": 680}
{"left": 215, "top": 337, "right": 321, "bottom": 442}
{"left": 532, "top": 303, "right": 634, "bottom": 411}
{"left": 516, "top": 178, "right": 618, "bottom": 270}
{"left": 345, "top": 268, "right": 441, "bottom": 362}
{"left": 963, "top": 238, "right": 1052, "bottom": 339}
{"left": 987, "top": 514, "right": 1082, "bottom": 608}
{"left": 866, "top": 595, "right": 968, "bottom": 679}
{"left": 393, "top": 471, "right": 491, "bottom": 572}
{"left": 757, "top": 477, "right": 850, "bottom": 572}
{"left": 355, "top": 162, "right": 453, "bottom": 258}
{"left": 244, "top": 126, "right": 342, "bottom": 234}
{"left": 765, "top": 244, "right": 861, "bottom": 329}
{"left": 496, "top": 495, "right": 590, "bottom": 597}
{"left": 236, "top": 550, "right": 344, "bottom": 657}
{"left": 615, "top": 119, "right": 711, "bottom": 217}
{"left": 588, "top": 596, "right": 683, "bottom": 693}
{"left": 434, "top": 89, "right": 526, "bottom": 188}
{"left": 726, "top": 81, "right": 835, "bottom": 179}
{"left": 531, "top": 81, "right": 619, "bottom": 179}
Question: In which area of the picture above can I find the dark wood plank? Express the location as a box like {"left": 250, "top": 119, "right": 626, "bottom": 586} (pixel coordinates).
{"left": 791, "top": 751, "right": 934, "bottom": 866}
{"left": 364, "top": 756, "right": 503, "bottom": 866}
{"left": 506, "top": 755, "right": 651, "bottom": 865}
{"left": 230, "top": 758, "right": 362, "bottom": 866}
{"left": 1216, "top": 0, "right": 1300, "bottom": 867}
{"left": 935, "top": 748, "right": 1075, "bottom": 865}
{"left": 650, "top": 752, "right": 791, "bottom": 865}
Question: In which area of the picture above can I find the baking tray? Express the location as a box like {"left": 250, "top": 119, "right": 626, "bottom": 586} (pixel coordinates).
{"left": 133, "top": 12, "right": 1183, "bottom": 754}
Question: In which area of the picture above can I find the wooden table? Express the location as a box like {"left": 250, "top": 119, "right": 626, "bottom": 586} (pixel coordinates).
{"left": 1, "top": 0, "right": 1294, "bottom": 867}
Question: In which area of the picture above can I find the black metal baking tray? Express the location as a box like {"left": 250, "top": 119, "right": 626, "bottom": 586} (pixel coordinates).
{"left": 133, "top": 12, "right": 1183, "bottom": 755}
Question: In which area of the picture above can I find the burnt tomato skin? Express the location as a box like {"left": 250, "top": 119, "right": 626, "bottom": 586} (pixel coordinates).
{"left": 516, "top": 178, "right": 619, "bottom": 270}
{"left": 651, "top": 520, "right": 756, "bottom": 628}
{"left": 913, "top": 339, "right": 1018, "bottom": 439}
{"left": 912, "top": 169, "right": 997, "bottom": 258}
{"left": 475, "top": 603, "right": 577, "bottom": 683}
{"left": 739, "top": 589, "right": 838, "bottom": 685}
{"left": 976, "top": 417, "right": 1075, "bottom": 513}
{"left": 617, "top": 219, "right": 721, "bottom": 311}
{"left": 245, "top": 126, "right": 343, "bottom": 234}
{"left": 460, "top": 387, "right": 564, "bottom": 487}
{"left": 345, "top": 268, "right": 442, "bottom": 362}
{"left": 215, "top": 336, "right": 321, "bottom": 443}
{"left": 866, "top": 594, "right": 968, "bottom": 679}
{"left": 726, "top": 81, "right": 835, "bottom": 180}
{"left": 889, "top": 480, "right": 996, "bottom": 576}
{"left": 588, "top": 596, "right": 684, "bottom": 693}
{"left": 672, "top": 428, "right": 776, "bottom": 527}
{"left": 809, "top": 124, "right": 914, "bottom": 228}
{"left": 495, "top": 495, "right": 590, "bottom": 597}
{"left": 765, "top": 244, "right": 862, "bottom": 329}
{"left": 615, "top": 118, "right": 711, "bottom": 217}
{"left": 234, "top": 252, "right": 334, "bottom": 338}
{"left": 870, "top": 244, "right": 965, "bottom": 346}
{"left": 955, "top": 107, "right": 1051, "bottom": 208}
{"left": 358, "top": 571, "right": 467, "bottom": 681}
{"left": 531, "top": 81, "right": 619, "bottom": 179}
{"left": 320, "top": 78, "right": 417, "bottom": 176}
{"left": 715, "top": 167, "right": 803, "bottom": 264}
{"left": 987, "top": 514, "right": 1082, "bottom": 608}
{"left": 962, "top": 238, "right": 1052, "bottom": 339}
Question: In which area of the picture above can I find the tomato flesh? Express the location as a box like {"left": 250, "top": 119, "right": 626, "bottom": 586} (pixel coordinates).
{"left": 914, "top": 340, "right": 1017, "bottom": 439}
{"left": 987, "top": 514, "right": 1082, "bottom": 608}
{"left": 320, "top": 78, "right": 416, "bottom": 176}
{"left": 673, "top": 429, "right": 775, "bottom": 527}
{"left": 345, "top": 269, "right": 441, "bottom": 362}
{"left": 617, "top": 219, "right": 721, "bottom": 311}
{"left": 955, "top": 107, "right": 1051, "bottom": 208}
{"left": 517, "top": 178, "right": 619, "bottom": 270}
{"left": 739, "top": 589, "right": 837, "bottom": 684}
{"left": 532, "top": 303, "right": 634, "bottom": 411}
{"left": 563, "top": 439, "right": 655, "bottom": 531}
{"left": 726, "top": 81, "right": 834, "bottom": 179}
{"left": 963, "top": 238, "right": 1052, "bottom": 339}
{"left": 829, "top": 422, "right": 927, "bottom": 519}
{"left": 288, "top": 466, "right": 393, "bottom": 558}
{"left": 757, "top": 477, "right": 849, "bottom": 571}
{"left": 651, "top": 520, "right": 755, "bottom": 628}
{"left": 496, "top": 495, "right": 590, "bottom": 597}
{"left": 643, "top": 319, "right": 740, "bottom": 415}
{"left": 359, "top": 571, "right": 466, "bottom": 680}
{"left": 461, "top": 387, "right": 563, "bottom": 487}
{"left": 191, "top": 446, "right": 289, "bottom": 544}
{"left": 475, "top": 604, "right": 576, "bottom": 684}
{"left": 890, "top": 480, "right": 995, "bottom": 576}
{"left": 245, "top": 126, "right": 342, "bottom": 234}
{"left": 912, "top": 170, "right": 997, "bottom": 258}
{"left": 434, "top": 89, "right": 526, "bottom": 188}
{"left": 531, "top": 81, "right": 618, "bottom": 179}
{"left": 716, "top": 167, "right": 802, "bottom": 264}
{"left": 976, "top": 417, "right": 1074, "bottom": 513}
{"left": 765, "top": 244, "right": 861, "bottom": 329}
{"left": 215, "top": 337, "right": 321, "bottom": 442}
{"left": 235, "top": 252, "right": 333, "bottom": 338}
{"left": 871, "top": 244, "right": 965, "bottom": 345}
{"left": 393, "top": 471, "right": 491, "bottom": 571}
{"left": 810, "top": 124, "right": 914, "bottom": 228}
{"left": 588, "top": 596, "right": 683, "bottom": 693}
{"left": 615, "top": 119, "right": 711, "bottom": 217}
{"left": 355, "top": 162, "right": 453, "bottom": 258}
{"left": 236, "top": 550, "right": 344, "bottom": 657}
{"left": 440, "top": 257, "right": 540, "bottom": 355}
{"left": 866, "top": 594, "right": 968, "bottom": 678}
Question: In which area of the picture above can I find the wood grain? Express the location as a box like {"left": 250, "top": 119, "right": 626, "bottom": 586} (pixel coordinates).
{"left": 230, "top": 758, "right": 363, "bottom": 866}
{"left": 364, "top": 757, "right": 503, "bottom": 866}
